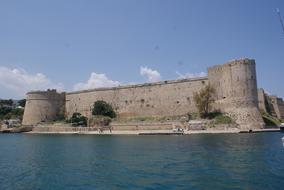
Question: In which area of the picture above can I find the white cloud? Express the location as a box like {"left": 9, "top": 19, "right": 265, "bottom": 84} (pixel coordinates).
{"left": 140, "top": 66, "right": 161, "bottom": 82}
{"left": 73, "top": 72, "right": 120, "bottom": 91}
{"left": 0, "top": 66, "right": 63, "bottom": 99}
{"left": 176, "top": 71, "right": 207, "bottom": 79}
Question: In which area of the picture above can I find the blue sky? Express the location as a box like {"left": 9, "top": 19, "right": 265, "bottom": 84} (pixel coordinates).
{"left": 0, "top": 0, "right": 283, "bottom": 99}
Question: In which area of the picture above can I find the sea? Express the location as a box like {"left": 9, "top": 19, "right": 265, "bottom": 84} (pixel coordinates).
{"left": 0, "top": 133, "right": 283, "bottom": 190}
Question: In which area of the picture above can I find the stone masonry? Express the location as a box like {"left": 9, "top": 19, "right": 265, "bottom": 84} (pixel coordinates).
{"left": 258, "top": 88, "right": 284, "bottom": 120}
{"left": 23, "top": 58, "right": 268, "bottom": 130}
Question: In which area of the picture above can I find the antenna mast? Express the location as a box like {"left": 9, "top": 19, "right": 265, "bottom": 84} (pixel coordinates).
{"left": 277, "top": 8, "right": 284, "bottom": 33}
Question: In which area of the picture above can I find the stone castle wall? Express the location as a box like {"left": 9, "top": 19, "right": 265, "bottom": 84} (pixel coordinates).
{"left": 22, "top": 90, "right": 65, "bottom": 125}
{"left": 269, "top": 96, "right": 284, "bottom": 119}
{"left": 22, "top": 58, "right": 266, "bottom": 130}
{"left": 258, "top": 88, "right": 268, "bottom": 113}
{"left": 65, "top": 78, "right": 208, "bottom": 118}
{"left": 258, "top": 88, "right": 284, "bottom": 120}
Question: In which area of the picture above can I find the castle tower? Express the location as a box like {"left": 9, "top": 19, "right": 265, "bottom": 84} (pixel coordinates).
{"left": 208, "top": 59, "right": 264, "bottom": 130}
{"left": 22, "top": 90, "right": 65, "bottom": 125}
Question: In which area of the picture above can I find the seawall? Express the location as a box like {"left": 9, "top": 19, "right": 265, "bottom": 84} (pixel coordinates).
{"left": 23, "top": 58, "right": 266, "bottom": 130}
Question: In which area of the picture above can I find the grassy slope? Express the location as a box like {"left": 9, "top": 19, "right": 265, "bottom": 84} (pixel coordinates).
{"left": 261, "top": 113, "right": 281, "bottom": 127}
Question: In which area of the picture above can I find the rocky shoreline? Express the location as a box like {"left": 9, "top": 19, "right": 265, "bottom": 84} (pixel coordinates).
{"left": 0, "top": 126, "right": 33, "bottom": 133}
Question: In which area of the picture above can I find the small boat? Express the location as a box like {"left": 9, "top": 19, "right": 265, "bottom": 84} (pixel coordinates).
{"left": 172, "top": 128, "right": 184, "bottom": 133}
{"left": 282, "top": 137, "right": 284, "bottom": 147}
{"left": 171, "top": 128, "right": 184, "bottom": 135}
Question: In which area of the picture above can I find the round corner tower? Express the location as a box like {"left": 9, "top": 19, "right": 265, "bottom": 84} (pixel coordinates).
{"left": 208, "top": 59, "right": 264, "bottom": 130}
{"left": 22, "top": 89, "right": 66, "bottom": 125}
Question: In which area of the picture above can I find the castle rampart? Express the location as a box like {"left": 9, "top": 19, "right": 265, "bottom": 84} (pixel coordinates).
{"left": 65, "top": 77, "right": 208, "bottom": 118}
{"left": 23, "top": 58, "right": 267, "bottom": 130}
{"left": 258, "top": 89, "right": 284, "bottom": 120}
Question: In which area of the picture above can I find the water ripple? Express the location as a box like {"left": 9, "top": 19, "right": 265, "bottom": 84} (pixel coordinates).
{"left": 0, "top": 133, "right": 284, "bottom": 189}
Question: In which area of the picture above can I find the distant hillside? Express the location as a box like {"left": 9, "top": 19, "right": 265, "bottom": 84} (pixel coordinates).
{"left": 0, "top": 99, "right": 25, "bottom": 121}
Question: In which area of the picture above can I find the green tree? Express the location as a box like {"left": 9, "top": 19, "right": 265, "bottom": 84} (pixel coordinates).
{"left": 18, "top": 99, "right": 26, "bottom": 107}
{"left": 0, "top": 99, "right": 13, "bottom": 107}
{"left": 0, "top": 107, "right": 12, "bottom": 119}
{"left": 69, "top": 112, "right": 87, "bottom": 126}
{"left": 11, "top": 108, "right": 24, "bottom": 119}
{"left": 92, "top": 100, "right": 116, "bottom": 118}
{"left": 193, "top": 85, "right": 215, "bottom": 118}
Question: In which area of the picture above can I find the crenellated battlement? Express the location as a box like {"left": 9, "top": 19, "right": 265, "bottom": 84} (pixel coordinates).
{"left": 208, "top": 58, "right": 255, "bottom": 71}
{"left": 67, "top": 77, "right": 208, "bottom": 95}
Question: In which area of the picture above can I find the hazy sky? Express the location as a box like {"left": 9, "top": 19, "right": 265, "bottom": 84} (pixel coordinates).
{"left": 0, "top": 0, "right": 283, "bottom": 99}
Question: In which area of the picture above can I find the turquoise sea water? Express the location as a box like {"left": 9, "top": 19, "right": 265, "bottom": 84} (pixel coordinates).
{"left": 0, "top": 133, "right": 283, "bottom": 190}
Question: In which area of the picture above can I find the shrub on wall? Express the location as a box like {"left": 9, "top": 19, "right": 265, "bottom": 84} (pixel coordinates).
{"left": 89, "top": 115, "right": 112, "bottom": 127}
{"left": 214, "top": 115, "right": 233, "bottom": 124}
{"left": 68, "top": 112, "right": 87, "bottom": 127}
{"left": 92, "top": 100, "right": 116, "bottom": 118}
{"left": 193, "top": 85, "right": 215, "bottom": 118}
